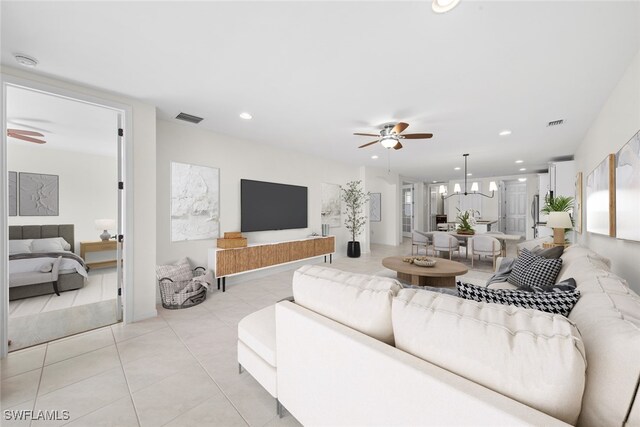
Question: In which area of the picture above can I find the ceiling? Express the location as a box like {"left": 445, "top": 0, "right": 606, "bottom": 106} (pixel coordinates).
{"left": 2, "top": 1, "right": 638, "bottom": 180}
{"left": 6, "top": 86, "right": 118, "bottom": 157}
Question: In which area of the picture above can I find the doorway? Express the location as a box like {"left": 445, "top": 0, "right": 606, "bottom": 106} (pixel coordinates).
{"left": 504, "top": 180, "right": 527, "bottom": 236}
{"left": 1, "top": 77, "right": 131, "bottom": 355}
{"left": 401, "top": 183, "right": 414, "bottom": 237}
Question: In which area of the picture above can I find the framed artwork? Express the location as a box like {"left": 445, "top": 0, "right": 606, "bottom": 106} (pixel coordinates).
{"left": 8, "top": 171, "right": 17, "bottom": 216}
{"left": 19, "top": 172, "right": 59, "bottom": 216}
{"left": 574, "top": 172, "right": 582, "bottom": 234}
{"left": 586, "top": 154, "right": 616, "bottom": 237}
{"left": 370, "top": 192, "right": 381, "bottom": 222}
{"left": 171, "top": 161, "right": 220, "bottom": 242}
{"left": 321, "top": 183, "right": 341, "bottom": 228}
{"left": 615, "top": 130, "right": 640, "bottom": 241}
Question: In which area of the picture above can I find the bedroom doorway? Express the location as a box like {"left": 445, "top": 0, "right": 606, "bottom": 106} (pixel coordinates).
{"left": 1, "top": 77, "right": 131, "bottom": 354}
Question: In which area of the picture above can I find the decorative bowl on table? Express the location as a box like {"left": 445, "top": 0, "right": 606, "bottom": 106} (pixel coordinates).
{"left": 413, "top": 257, "right": 437, "bottom": 267}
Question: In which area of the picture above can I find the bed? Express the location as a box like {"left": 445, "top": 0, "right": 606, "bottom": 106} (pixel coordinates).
{"left": 9, "top": 225, "right": 88, "bottom": 301}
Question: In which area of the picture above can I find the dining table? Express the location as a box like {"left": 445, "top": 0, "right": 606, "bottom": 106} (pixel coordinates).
{"left": 415, "top": 230, "right": 522, "bottom": 257}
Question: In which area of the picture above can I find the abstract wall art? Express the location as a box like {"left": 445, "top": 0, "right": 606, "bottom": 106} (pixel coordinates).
{"left": 9, "top": 171, "right": 17, "bottom": 216}
{"left": 171, "top": 161, "right": 220, "bottom": 241}
{"left": 586, "top": 154, "right": 616, "bottom": 237}
{"left": 19, "top": 172, "right": 59, "bottom": 216}
{"left": 370, "top": 192, "right": 382, "bottom": 222}
{"left": 615, "top": 130, "right": 640, "bottom": 242}
{"left": 321, "top": 183, "right": 341, "bottom": 228}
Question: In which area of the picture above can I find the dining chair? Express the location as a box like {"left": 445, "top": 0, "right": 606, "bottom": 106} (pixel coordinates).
{"left": 432, "top": 232, "right": 460, "bottom": 260}
{"left": 470, "top": 235, "right": 501, "bottom": 268}
{"left": 411, "top": 231, "right": 430, "bottom": 255}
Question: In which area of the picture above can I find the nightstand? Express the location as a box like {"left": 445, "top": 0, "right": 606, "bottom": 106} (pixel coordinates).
{"left": 80, "top": 240, "right": 117, "bottom": 269}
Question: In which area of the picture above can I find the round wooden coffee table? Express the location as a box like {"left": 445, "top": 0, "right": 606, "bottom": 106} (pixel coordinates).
{"left": 382, "top": 256, "right": 468, "bottom": 287}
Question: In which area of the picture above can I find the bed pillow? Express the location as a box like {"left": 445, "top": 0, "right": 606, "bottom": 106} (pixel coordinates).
{"left": 9, "top": 239, "right": 33, "bottom": 254}
{"left": 31, "top": 237, "right": 72, "bottom": 252}
{"left": 156, "top": 258, "right": 193, "bottom": 282}
{"left": 457, "top": 281, "right": 581, "bottom": 317}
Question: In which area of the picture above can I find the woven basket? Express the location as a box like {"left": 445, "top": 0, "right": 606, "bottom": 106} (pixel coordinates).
{"left": 158, "top": 267, "right": 207, "bottom": 310}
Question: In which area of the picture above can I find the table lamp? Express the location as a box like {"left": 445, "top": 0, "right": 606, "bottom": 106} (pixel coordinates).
{"left": 95, "top": 219, "right": 116, "bottom": 241}
{"left": 546, "top": 212, "right": 573, "bottom": 246}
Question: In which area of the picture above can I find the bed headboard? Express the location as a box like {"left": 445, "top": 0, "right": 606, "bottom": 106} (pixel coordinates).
{"left": 9, "top": 225, "right": 75, "bottom": 253}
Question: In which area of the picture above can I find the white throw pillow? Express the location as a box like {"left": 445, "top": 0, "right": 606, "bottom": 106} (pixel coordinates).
{"left": 292, "top": 265, "right": 402, "bottom": 345}
{"left": 31, "top": 237, "right": 71, "bottom": 252}
{"left": 392, "top": 289, "right": 586, "bottom": 425}
{"left": 9, "top": 239, "right": 33, "bottom": 254}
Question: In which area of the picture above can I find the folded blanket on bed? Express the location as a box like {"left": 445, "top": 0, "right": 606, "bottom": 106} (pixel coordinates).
{"left": 10, "top": 251, "right": 88, "bottom": 269}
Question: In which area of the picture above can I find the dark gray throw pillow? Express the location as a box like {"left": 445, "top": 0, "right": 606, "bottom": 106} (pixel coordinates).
{"left": 456, "top": 281, "right": 581, "bottom": 317}
{"left": 533, "top": 245, "right": 564, "bottom": 259}
{"left": 519, "top": 278, "right": 577, "bottom": 293}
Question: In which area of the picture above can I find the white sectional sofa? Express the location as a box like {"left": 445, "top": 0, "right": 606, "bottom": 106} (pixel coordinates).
{"left": 238, "top": 245, "right": 640, "bottom": 426}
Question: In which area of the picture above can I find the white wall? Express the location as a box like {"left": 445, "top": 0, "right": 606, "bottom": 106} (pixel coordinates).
{"left": 364, "top": 166, "right": 400, "bottom": 246}
{"left": 574, "top": 50, "right": 640, "bottom": 293}
{"left": 8, "top": 145, "right": 117, "bottom": 254}
{"left": 2, "top": 66, "right": 158, "bottom": 322}
{"left": 156, "top": 120, "right": 359, "bottom": 269}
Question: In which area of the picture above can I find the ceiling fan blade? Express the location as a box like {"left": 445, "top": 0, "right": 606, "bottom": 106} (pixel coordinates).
{"left": 7, "top": 129, "right": 44, "bottom": 137}
{"left": 393, "top": 142, "right": 403, "bottom": 150}
{"left": 353, "top": 132, "right": 380, "bottom": 137}
{"left": 392, "top": 122, "right": 409, "bottom": 135}
{"left": 358, "top": 140, "right": 379, "bottom": 148}
{"left": 402, "top": 133, "right": 433, "bottom": 139}
{"left": 8, "top": 133, "right": 46, "bottom": 144}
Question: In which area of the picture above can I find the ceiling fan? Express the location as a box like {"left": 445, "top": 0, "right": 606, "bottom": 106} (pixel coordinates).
{"left": 354, "top": 122, "right": 433, "bottom": 150}
{"left": 7, "top": 128, "right": 46, "bottom": 144}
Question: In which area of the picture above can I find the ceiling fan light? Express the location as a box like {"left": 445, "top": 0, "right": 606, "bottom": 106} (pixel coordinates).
{"left": 432, "top": 0, "right": 461, "bottom": 14}
{"left": 380, "top": 137, "right": 397, "bottom": 149}
{"left": 470, "top": 182, "right": 479, "bottom": 192}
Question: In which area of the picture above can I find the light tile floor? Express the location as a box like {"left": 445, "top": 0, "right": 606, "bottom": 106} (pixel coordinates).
{"left": 1, "top": 240, "right": 497, "bottom": 426}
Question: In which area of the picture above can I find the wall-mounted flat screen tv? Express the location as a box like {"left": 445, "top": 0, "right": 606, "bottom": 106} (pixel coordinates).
{"left": 241, "top": 179, "right": 308, "bottom": 232}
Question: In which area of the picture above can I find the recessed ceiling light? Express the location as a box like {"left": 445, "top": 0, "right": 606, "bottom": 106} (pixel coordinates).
{"left": 371, "top": 155, "right": 379, "bottom": 160}
{"left": 239, "top": 112, "right": 252, "bottom": 120}
{"left": 499, "top": 130, "right": 512, "bottom": 136}
{"left": 515, "top": 160, "right": 524, "bottom": 164}
{"left": 14, "top": 53, "right": 38, "bottom": 68}
{"left": 518, "top": 178, "right": 527, "bottom": 182}
{"left": 432, "top": 180, "right": 437, "bottom": 183}
{"left": 454, "top": 167, "right": 461, "bottom": 171}
{"left": 432, "top": 0, "right": 461, "bottom": 13}
{"left": 519, "top": 168, "right": 527, "bottom": 171}
{"left": 467, "top": 173, "right": 472, "bottom": 176}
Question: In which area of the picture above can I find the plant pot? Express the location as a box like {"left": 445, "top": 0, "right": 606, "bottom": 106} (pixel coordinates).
{"left": 457, "top": 229, "right": 475, "bottom": 235}
{"left": 347, "top": 241, "right": 361, "bottom": 258}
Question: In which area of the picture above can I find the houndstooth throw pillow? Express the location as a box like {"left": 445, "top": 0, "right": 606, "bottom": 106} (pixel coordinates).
{"left": 457, "top": 281, "right": 581, "bottom": 317}
{"left": 508, "top": 249, "right": 562, "bottom": 288}
{"left": 156, "top": 258, "right": 193, "bottom": 282}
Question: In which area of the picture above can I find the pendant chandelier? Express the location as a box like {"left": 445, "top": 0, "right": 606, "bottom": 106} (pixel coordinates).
{"left": 440, "top": 154, "right": 497, "bottom": 199}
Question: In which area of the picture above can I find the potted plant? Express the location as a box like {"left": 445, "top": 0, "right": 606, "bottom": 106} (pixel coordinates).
{"left": 341, "top": 180, "right": 370, "bottom": 258}
{"left": 456, "top": 208, "right": 477, "bottom": 235}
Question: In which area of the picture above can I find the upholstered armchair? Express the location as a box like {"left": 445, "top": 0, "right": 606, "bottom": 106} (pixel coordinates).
{"left": 432, "top": 232, "right": 460, "bottom": 260}
{"left": 470, "top": 235, "right": 501, "bottom": 268}
{"left": 411, "top": 231, "right": 430, "bottom": 255}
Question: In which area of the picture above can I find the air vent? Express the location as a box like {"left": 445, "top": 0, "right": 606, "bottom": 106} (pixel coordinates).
{"left": 175, "top": 112, "right": 204, "bottom": 124}
{"left": 547, "top": 119, "right": 564, "bottom": 127}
